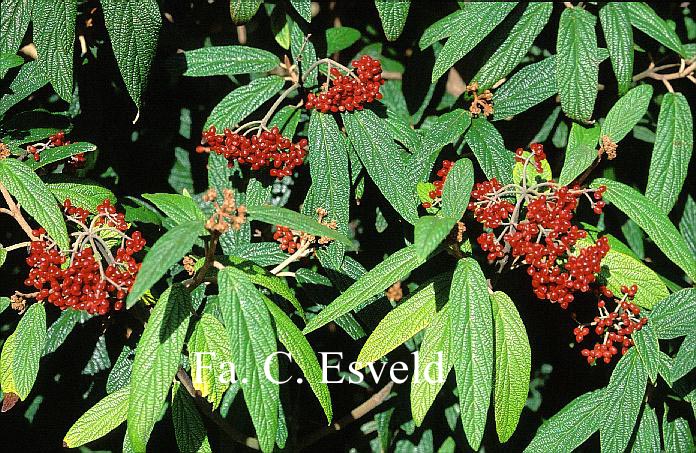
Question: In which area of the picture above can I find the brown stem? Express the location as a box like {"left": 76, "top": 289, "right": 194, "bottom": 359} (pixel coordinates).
{"left": 269, "top": 239, "right": 312, "bottom": 275}
{"left": 632, "top": 58, "right": 696, "bottom": 86}
{"left": 298, "top": 381, "right": 395, "bottom": 450}
{"left": 0, "top": 181, "right": 37, "bottom": 241}
{"left": 186, "top": 231, "right": 220, "bottom": 290}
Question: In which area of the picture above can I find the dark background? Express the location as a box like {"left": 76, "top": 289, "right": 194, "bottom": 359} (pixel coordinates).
{"left": 1, "top": 1, "right": 694, "bottom": 451}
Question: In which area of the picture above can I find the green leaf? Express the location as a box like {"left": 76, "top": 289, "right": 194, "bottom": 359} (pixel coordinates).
{"left": 409, "top": 109, "right": 470, "bottom": 185}
{"left": 556, "top": 7, "right": 599, "bottom": 122}
{"left": 183, "top": 46, "right": 280, "bottom": 77}
{"left": 414, "top": 215, "right": 457, "bottom": 261}
{"left": 291, "top": 21, "right": 317, "bottom": 85}
{"left": 229, "top": 0, "right": 262, "bottom": 24}
{"left": 289, "top": 0, "right": 312, "bottom": 22}
{"left": 342, "top": 110, "right": 419, "bottom": 224}
{"left": 32, "top": 0, "right": 76, "bottom": 101}
{"left": 530, "top": 106, "right": 561, "bottom": 145}
{"left": 63, "top": 386, "right": 129, "bottom": 448}
{"left": 127, "top": 285, "right": 191, "bottom": 452}
{"left": 205, "top": 75, "right": 285, "bottom": 131}
{"left": 559, "top": 122, "right": 601, "bottom": 186}
{"left": 0, "top": 0, "right": 31, "bottom": 77}
{"left": 303, "top": 245, "right": 425, "bottom": 334}
{"left": 269, "top": 105, "right": 302, "bottom": 138}
{"left": 303, "top": 111, "right": 351, "bottom": 269}
{"left": 645, "top": 92, "right": 693, "bottom": 214}
{"left": 0, "top": 333, "right": 19, "bottom": 400}
{"left": 525, "top": 389, "right": 604, "bottom": 452}
{"left": 649, "top": 288, "right": 695, "bottom": 340}
{"left": 0, "top": 246, "right": 6, "bottom": 268}
{"left": 622, "top": 219, "right": 645, "bottom": 260}
{"left": 188, "top": 314, "right": 232, "bottom": 410}
{"left": 126, "top": 220, "right": 203, "bottom": 307}
{"left": 431, "top": 2, "right": 515, "bottom": 82}
{"left": 325, "top": 27, "right": 361, "bottom": 55}
{"left": 107, "top": 346, "right": 134, "bottom": 394}
{"left": 632, "top": 323, "right": 660, "bottom": 383}
{"left": 600, "top": 348, "right": 647, "bottom": 453}
{"left": 46, "top": 181, "right": 116, "bottom": 212}
{"left": 450, "top": 258, "right": 493, "bottom": 450}
{"left": 465, "top": 118, "right": 514, "bottom": 185}
{"left": 663, "top": 412, "right": 695, "bottom": 452}
{"left": 218, "top": 267, "right": 278, "bottom": 453}
{"left": 374, "top": 0, "right": 410, "bottom": 41}
{"left": 0, "top": 61, "right": 48, "bottom": 116}
{"left": 0, "top": 53, "right": 23, "bottom": 72}
{"left": 27, "top": 142, "right": 97, "bottom": 170}
{"left": 411, "top": 304, "right": 453, "bottom": 426}
{"left": 0, "top": 158, "right": 69, "bottom": 250}
{"left": 172, "top": 383, "right": 212, "bottom": 453}
{"left": 357, "top": 275, "right": 449, "bottom": 366}
{"left": 43, "top": 308, "right": 90, "bottom": 356}
{"left": 419, "top": 10, "right": 465, "bottom": 50}
{"left": 633, "top": 406, "right": 661, "bottom": 452}
{"left": 102, "top": 0, "right": 162, "bottom": 110}
{"left": 263, "top": 297, "right": 332, "bottom": 423}
{"left": 246, "top": 204, "right": 351, "bottom": 247}
{"left": 168, "top": 147, "right": 194, "bottom": 194}
{"left": 491, "top": 291, "right": 531, "bottom": 443}
{"left": 474, "top": 3, "right": 553, "bottom": 89}
{"left": 625, "top": 2, "right": 685, "bottom": 57}
{"left": 598, "top": 248, "right": 668, "bottom": 310}
{"left": 11, "top": 303, "right": 46, "bottom": 400}
{"left": 591, "top": 178, "right": 696, "bottom": 280}
{"left": 512, "top": 151, "right": 552, "bottom": 187}
{"left": 493, "top": 56, "right": 556, "bottom": 119}
{"left": 599, "top": 3, "right": 634, "bottom": 95}
{"left": 142, "top": 193, "right": 205, "bottom": 225}
{"left": 679, "top": 195, "right": 696, "bottom": 259}
{"left": 671, "top": 333, "right": 696, "bottom": 381}
{"left": 441, "top": 158, "right": 474, "bottom": 220}
{"left": 602, "top": 84, "right": 653, "bottom": 144}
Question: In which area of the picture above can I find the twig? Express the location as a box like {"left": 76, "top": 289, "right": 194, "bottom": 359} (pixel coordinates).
{"left": 298, "top": 381, "right": 395, "bottom": 450}
{"left": 270, "top": 239, "right": 312, "bottom": 275}
{"left": 3, "top": 241, "right": 31, "bottom": 252}
{"left": 632, "top": 58, "right": 696, "bottom": 85}
{"left": 0, "top": 182, "right": 37, "bottom": 241}
{"left": 186, "top": 231, "right": 220, "bottom": 289}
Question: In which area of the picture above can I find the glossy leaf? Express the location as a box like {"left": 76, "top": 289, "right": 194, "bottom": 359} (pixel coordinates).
{"left": 494, "top": 56, "right": 556, "bottom": 119}
{"left": 326, "top": 27, "right": 361, "bottom": 55}
{"left": 183, "top": 46, "right": 279, "bottom": 77}
{"left": 602, "top": 84, "right": 652, "bottom": 144}
{"left": 625, "top": 2, "right": 685, "bottom": 57}
{"left": 205, "top": 76, "right": 285, "bottom": 131}
{"left": 375, "top": 0, "right": 410, "bottom": 41}
{"left": 599, "top": 3, "right": 634, "bottom": 95}
{"left": 229, "top": 0, "right": 262, "bottom": 24}
{"left": 64, "top": 387, "right": 129, "bottom": 448}
{"left": 32, "top": 0, "right": 76, "bottom": 101}
{"left": 172, "top": 383, "right": 212, "bottom": 453}
{"left": 46, "top": 181, "right": 116, "bottom": 212}
{"left": 0, "top": 0, "right": 31, "bottom": 77}
{"left": 633, "top": 406, "right": 661, "bottom": 452}
{"left": 188, "top": 314, "right": 232, "bottom": 410}
{"left": 649, "top": 288, "right": 695, "bottom": 340}
{"left": 559, "top": 123, "right": 600, "bottom": 186}
{"left": 465, "top": 118, "right": 514, "bottom": 185}
{"left": 142, "top": 193, "right": 205, "bottom": 225}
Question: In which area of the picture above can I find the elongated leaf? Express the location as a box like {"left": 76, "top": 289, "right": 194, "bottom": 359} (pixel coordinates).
{"left": 263, "top": 297, "right": 332, "bottom": 423}
{"left": 172, "top": 383, "right": 212, "bottom": 453}
{"left": 375, "top": 0, "right": 410, "bottom": 41}
{"left": 169, "top": 147, "right": 194, "bottom": 194}
{"left": 0, "top": 52, "right": 22, "bottom": 72}
{"left": 183, "top": 46, "right": 279, "bottom": 77}
{"left": 127, "top": 285, "right": 191, "bottom": 452}
{"left": 11, "top": 303, "right": 46, "bottom": 400}
{"left": 680, "top": 195, "right": 696, "bottom": 259}
{"left": 602, "top": 84, "right": 653, "bottom": 143}
{"left": 663, "top": 414, "right": 695, "bottom": 452}
{"left": 494, "top": 56, "right": 556, "bottom": 119}
{"left": 107, "top": 346, "right": 134, "bottom": 394}
{"left": 671, "top": 333, "right": 696, "bottom": 381}
{"left": 142, "top": 193, "right": 205, "bottom": 225}
{"left": 441, "top": 158, "right": 474, "bottom": 220}
{"left": 600, "top": 348, "right": 647, "bottom": 453}
{"left": 414, "top": 215, "right": 457, "bottom": 260}
{"left": 289, "top": 0, "right": 311, "bottom": 22}
{"left": 126, "top": 220, "right": 203, "bottom": 307}
{"left": 304, "top": 245, "right": 425, "bottom": 334}
{"left": 205, "top": 76, "right": 285, "bottom": 130}
{"left": 646, "top": 92, "right": 693, "bottom": 214}
{"left": 600, "top": 3, "right": 634, "bottom": 95}
{"left": 326, "top": 27, "right": 361, "bottom": 55}
{"left": 0, "top": 333, "right": 19, "bottom": 401}
{"left": 525, "top": 389, "right": 605, "bottom": 452}
{"left": 343, "top": 110, "right": 418, "bottom": 224}
{"left": 46, "top": 181, "right": 116, "bottom": 212}
{"left": 450, "top": 258, "right": 493, "bottom": 450}
{"left": 0, "top": 0, "right": 31, "bottom": 77}
{"left": 246, "top": 204, "right": 351, "bottom": 246}
{"left": 591, "top": 178, "right": 696, "bottom": 280}
{"left": 474, "top": 3, "right": 552, "bottom": 89}
{"left": 491, "top": 292, "right": 531, "bottom": 443}
{"left": 465, "top": 118, "right": 514, "bottom": 185}
{"left": 556, "top": 7, "right": 599, "bottom": 122}
{"left": 0, "top": 158, "right": 69, "bottom": 250}
{"left": 599, "top": 249, "right": 668, "bottom": 310}
{"left": 431, "top": 2, "right": 515, "bottom": 82}
{"left": 633, "top": 406, "right": 661, "bottom": 452}
{"left": 419, "top": 10, "right": 465, "bottom": 50}
{"left": 303, "top": 111, "right": 350, "bottom": 269}
{"left": 27, "top": 142, "right": 97, "bottom": 170}
{"left": 229, "top": 0, "right": 262, "bottom": 24}
{"left": 649, "top": 288, "right": 696, "bottom": 340}
{"left": 0, "top": 61, "right": 48, "bottom": 116}
{"left": 102, "top": 0, "right": 161, "bottom": 110}
{"left": 218, "top": 267, "right": 278, "bottom": 453}
{"left": 411, "top": 304, "right": 453, "bottom": 425}
{"left": 32, "top": 0, "right": 76, "bottom": 101}
{"left": 633, "top": 323, "right": 660, "bottom": 383}
{"left": 188, "top": 314, "right": 232, "bottom": 410}
{"left": 559, "top": 122, "right": 600, "bottom": 186}
{"left": 357, "top": 276, "right": 449, "bottom": 366}
{"left": 63, "top": 386, "right": 129, "bottom": 448}
{"left": 625, "top": 2, "right": 685, "bottom": 57}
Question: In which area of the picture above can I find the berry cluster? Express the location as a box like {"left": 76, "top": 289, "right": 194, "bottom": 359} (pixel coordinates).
{"left": 273, "top": 225, "right": 302, "bottom": 254}
{"left": 421, "top": 160, "right": 454, "bottom": 209}
{"left": 466, "top": 145, "right": 609, "bottom": 308}
{"left": 197, "top": 126, "right": 308, "bottom": 179}
{"left": 272, "top": 208, "right": 338, "bottom": 254}
{"left": 23, "top": 199, "right": 145, "bottom": 315}
{"left": 515, "top": 143, "right": 546, "bottom": 173}
{"left": 576, "top": 285, "right": 648, "bottom": 364}
{"left": 25, "top": 131, "right": 86, "bottom": 168}
{"left": 305, "top": 55, "right": 384, "bottom": 113}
